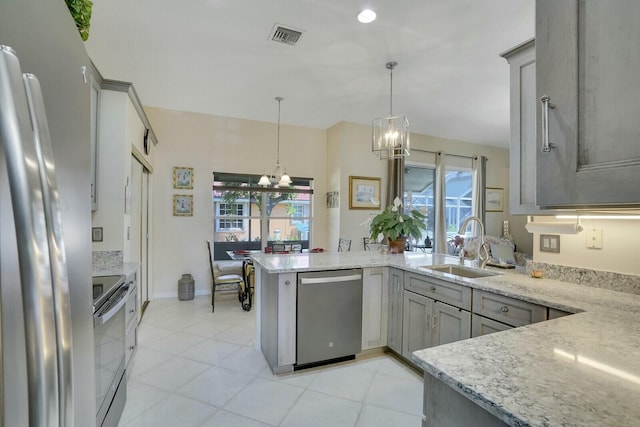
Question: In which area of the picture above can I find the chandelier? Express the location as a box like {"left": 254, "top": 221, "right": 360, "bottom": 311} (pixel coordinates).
{"left": 372, "top": 61, "right": 410, "bottom": 160}
{"left": 259, "top": 97, "right": 292, "bottom": 187}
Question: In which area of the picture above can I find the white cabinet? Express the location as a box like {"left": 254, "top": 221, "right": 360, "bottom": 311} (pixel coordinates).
{"left": 362, "top": 267, "right": 388, "bottom": 350}
{"left": 124, "top": 270, "right": 138, "bottom": 371}
{"left": 501, "top": 39, "right": 543, "bottom": 215}
{"left": 89, "top": 72, "right": 101, "bottom": 211}
{"left": 387, "top": 268, "right": 404, "bottom": 354}
{"left": 536, "top": 0, "right": 640, "bottom": 207}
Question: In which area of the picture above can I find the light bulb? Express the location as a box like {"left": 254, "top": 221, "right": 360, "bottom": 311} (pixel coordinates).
{"left": 357, "top": 9, "right": 376, "bottom": 23}
{"left": 258, "top": 174, "right": 271, "bottom": 186}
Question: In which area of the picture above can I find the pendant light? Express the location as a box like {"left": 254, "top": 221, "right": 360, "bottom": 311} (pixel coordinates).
{"left": 259, "top": 97, "right": 292, "bottom": 187}
{"left": 372, "top": 61, "right": 410, "bottom": 160}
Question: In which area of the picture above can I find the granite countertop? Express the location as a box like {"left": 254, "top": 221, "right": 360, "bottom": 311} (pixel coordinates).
{"left": 93, "top": 262, "right": 139, "bottom": 279}
{"left": 252, "top": 251, "right": 640, "bottom": 426}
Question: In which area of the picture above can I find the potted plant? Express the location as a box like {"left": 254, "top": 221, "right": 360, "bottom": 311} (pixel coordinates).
{"left": 369, "top": 197, "right": 428, "bottom": 253}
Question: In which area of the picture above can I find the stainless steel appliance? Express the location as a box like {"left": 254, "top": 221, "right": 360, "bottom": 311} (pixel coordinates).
{"left": 296, "top": 269, "right": 363, "bottom": 367}
{"left": 1, "top": 2, "right": 95, "bottom": 425}
{"left": 93, "top": 275, "right": 128, "bottom": 427}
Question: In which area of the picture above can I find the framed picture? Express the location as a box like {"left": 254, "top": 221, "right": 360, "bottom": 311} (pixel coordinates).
{"left": 486, "top": 187, "right": 504, "bottom": 212}
{"left": 173, "top": 194, "right": 193, "bottom": 216}
{"left": 349, "top": 176, "right": 381, "bottom": 210}
{"left": 173, "top": 166, "right": 194, "bottom": 189}
{"left": 326, "top": 190, "right": 339, "bottom": 209}
{"left": 91, "top": 227, "right": 103, "bottom": 242}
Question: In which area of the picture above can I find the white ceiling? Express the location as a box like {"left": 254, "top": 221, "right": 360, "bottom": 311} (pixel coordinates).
{"left": 85, "top": 0, "right": 534, "bottom": 149}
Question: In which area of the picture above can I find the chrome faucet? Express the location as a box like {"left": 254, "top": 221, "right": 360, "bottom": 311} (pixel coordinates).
{"left": 458, "top": 216, "right": 490, "bottom": 269}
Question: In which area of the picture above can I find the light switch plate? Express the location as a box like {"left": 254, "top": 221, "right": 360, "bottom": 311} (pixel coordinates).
{"left": 586, "top": 227, "right": 603, "bottom": 249}
{"left": 540, "top": 234, "right": 560, "bottom": 253}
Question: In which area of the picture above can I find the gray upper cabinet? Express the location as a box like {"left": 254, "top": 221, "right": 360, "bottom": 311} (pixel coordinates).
{"left": 502, "top": 39, "right": 542, "bottom": 215}
{"left": 536, "top": 0, "right": 640, "bottom": 208}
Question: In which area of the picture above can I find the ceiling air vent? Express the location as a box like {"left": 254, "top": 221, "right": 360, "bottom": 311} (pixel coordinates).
{"left": 269, "top": 24, "right": 303, "bottom": 46}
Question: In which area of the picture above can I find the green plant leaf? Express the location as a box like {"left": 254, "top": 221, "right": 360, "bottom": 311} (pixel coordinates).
{"left": 66, "top": 0, "right": 93, "bottom": 41}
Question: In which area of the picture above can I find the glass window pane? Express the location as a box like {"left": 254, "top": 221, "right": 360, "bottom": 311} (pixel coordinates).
{"left": 213, "top": 173, "right": 312, "bottom": 259}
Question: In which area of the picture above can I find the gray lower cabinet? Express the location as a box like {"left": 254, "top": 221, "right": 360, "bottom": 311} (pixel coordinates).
{"left": 424, "top": 374, "right": 509, "bottom": 427}
{"left": 387, "top": 267, "right": 404, "bottom": 354}
{"left": 471, "top": 313, "right": 512, "bottom": 338}
{"left": 536, "top": 0, "right": 640, "bottom": 207}
{"left": 548, "top": 307, "right": 572, "bottom": 320}
{"left": 402, "top": 290, "right": 471, "bottom": 362}
{"left": 473, "top": 289, "right": 546, "bottom": 328}
{"left": 404, "top": 272, "right": 471, "bottom": 311}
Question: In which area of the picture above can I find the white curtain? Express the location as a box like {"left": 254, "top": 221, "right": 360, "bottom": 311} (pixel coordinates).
{"left": 434, "top": 151, "right": 447, "bottom": 254}
{"left": 471, "top": 156, "right": 487, "bottom": 237}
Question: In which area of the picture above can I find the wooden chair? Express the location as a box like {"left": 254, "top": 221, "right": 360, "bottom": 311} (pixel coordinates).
{"left": 242, "top": 259, "right": 254, "bottom": 311}
{"left": 207, "top": 241, "right": 245, "bottom": 312}
{"left": 337, "top": 238, "right": 351, "bottom": 252}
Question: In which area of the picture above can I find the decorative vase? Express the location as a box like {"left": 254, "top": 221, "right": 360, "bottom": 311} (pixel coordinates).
{"left": 388, "top": 236, "right": 407, "bottom": 254}
{"left": 178, "top": 273, "right": 195, "bottom": 300}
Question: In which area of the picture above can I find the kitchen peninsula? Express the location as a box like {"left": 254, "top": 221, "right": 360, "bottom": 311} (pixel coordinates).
{"left": 251, "top": 251, "right": 640, "bottom": 427}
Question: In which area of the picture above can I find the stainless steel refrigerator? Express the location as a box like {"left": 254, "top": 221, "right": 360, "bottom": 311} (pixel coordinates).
{"left": 0, "top": 0, "right": 95, "bottom": 426}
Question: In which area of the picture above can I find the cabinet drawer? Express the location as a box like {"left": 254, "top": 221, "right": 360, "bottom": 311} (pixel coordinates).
{"left": 125, "top": 326, "right": 137, "bottom": 368}
{"left": 471, "top": 314, "right": 512, "bottom": 338}
{"left": 472, "top": 290, "right": 546, "bottom": 327}
{"left": 125, "top": 286, "right": 138, "bottom": 331}
{"left": 404, "top": 272, "right": 471, "bottom": 310}
{"left": 548, "top": 307, "right": 572, "bottom": 320}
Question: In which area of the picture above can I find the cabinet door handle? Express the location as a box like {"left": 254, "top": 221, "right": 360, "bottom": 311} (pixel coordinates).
{"left": 432, "top": 313, "right": 437, "bottom": 329}
{"left": 500, "top": 305, "right": 509, "bottom": 313}
{"left": 540, "top": 95, "right": 556, "bottom": 153}
{"left": 429, "top": 285, "right": 436, "bottom": 292}
{"left": 285, "top": 280, "right": 291, "bottom": 286}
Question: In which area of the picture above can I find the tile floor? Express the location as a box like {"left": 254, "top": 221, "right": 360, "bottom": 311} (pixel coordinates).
{"left": 119, "top": 294, "right": 424, "bottom": 427}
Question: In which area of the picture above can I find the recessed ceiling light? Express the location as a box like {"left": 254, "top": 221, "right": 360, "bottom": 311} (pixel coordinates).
{"left": 357, "top": 9, "right": 376, "bottom": 24}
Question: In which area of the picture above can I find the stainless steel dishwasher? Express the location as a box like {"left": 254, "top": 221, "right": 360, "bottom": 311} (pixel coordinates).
{"left": 296, "top": 269, "right": 363, "bottom": 368}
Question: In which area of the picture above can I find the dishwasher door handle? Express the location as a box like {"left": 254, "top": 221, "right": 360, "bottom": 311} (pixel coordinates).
{"left": 299, "top": 274, "right": 361, "bottom": 285}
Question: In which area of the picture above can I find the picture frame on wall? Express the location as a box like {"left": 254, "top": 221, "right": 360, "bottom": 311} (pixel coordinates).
{"left": 173, "top": 166, "right": 194, "bottom": 189}
{"left": 326, "top": 190, "right": 339, "bottom": 209}
{"left": 173, "top": 194, "right": 193, "bottom": 216}
{"left": 486, "top": 187, "right": 504, "bottom": 212}
{"left": 349, "top": 176, "right": 381, "bottom": 210}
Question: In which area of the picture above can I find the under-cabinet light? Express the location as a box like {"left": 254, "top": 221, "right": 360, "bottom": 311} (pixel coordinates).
{"left": 556, "top": 215, "right": 640, "bottom": 220}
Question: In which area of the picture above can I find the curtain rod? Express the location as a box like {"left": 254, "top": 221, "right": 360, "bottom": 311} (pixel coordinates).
{"left": 412, "top": 148, "right": 478, "bottom": 160}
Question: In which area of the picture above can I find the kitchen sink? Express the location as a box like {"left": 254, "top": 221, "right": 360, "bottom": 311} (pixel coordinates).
{"left": 419, "top": 264, "right": 498, "bottom": 279}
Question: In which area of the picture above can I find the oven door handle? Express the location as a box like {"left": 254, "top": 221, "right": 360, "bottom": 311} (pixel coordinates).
{"left": 94, "top": 286, "right": 129, "bottom": 326}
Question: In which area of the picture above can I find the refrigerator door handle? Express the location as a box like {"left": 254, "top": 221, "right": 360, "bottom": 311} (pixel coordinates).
{"left": 24, "top": 72, "right": 74, "bottom": 427}
{"left": 0, "top": 45, "right": 61, "bottom": 427}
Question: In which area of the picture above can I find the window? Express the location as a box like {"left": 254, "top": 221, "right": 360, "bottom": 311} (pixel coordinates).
{"left": 212, "top": 173, "right": 313, "bottom": 259}
{"left": 216, "top": 203, "right": 246, "bottom": 231}
{"left": 404, "top": 165, "right": 473, "bottom": 244}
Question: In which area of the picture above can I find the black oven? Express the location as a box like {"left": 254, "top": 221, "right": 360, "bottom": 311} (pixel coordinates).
{"left": 93, "top": 275, "right": 128, "bottom": 427}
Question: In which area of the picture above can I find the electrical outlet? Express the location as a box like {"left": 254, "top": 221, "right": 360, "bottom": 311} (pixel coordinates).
{"left": 540, "top": 234, "right": 560, "bottom": 253}
{"left": 586, "top": 227, "right": 603, "bottom": 249}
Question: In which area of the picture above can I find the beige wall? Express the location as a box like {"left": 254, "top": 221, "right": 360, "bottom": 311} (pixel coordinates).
{"left": 326, "top": 122, "right": 522, "bottom": 253}
{"left": 146, "top": 107, "right": 327, "bottom": 298}
{"left": 145, "top": 106, "right": 534, "bottom": 298}
{"left": 531, "top": 217, "right": 640, "bottom": 276}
